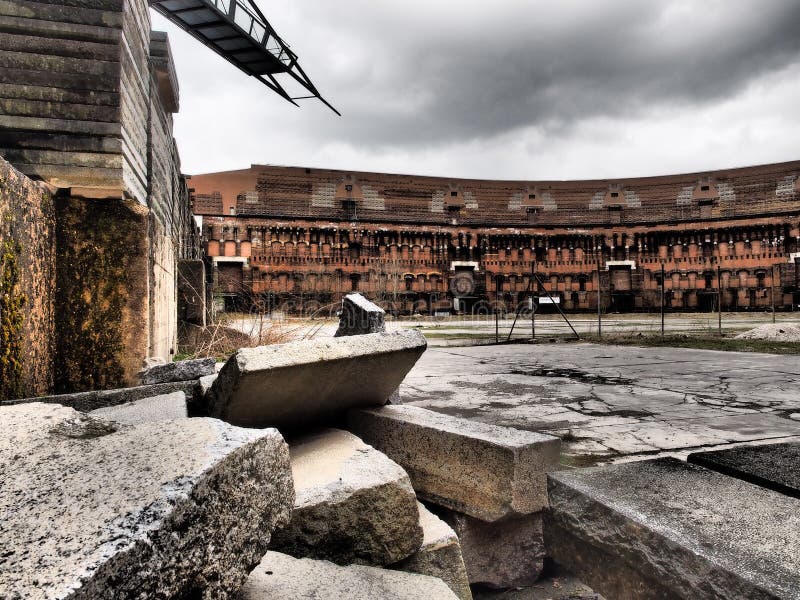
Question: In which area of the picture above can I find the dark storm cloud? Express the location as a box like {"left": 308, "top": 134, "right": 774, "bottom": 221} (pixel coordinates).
{"left": 282, "top": 0, "right": 800, "bottom": 147}
{"left": 151, "top": 0, "right": 800, "bottom": 177}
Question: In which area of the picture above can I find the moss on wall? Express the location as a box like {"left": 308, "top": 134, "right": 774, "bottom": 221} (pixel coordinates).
{"left": 55, "top": 195, "right": 150, "bottom": 393}
{"left": 0, "top": 157, "right": 56, "bottom": 400}
{"left": 0, "top": 238, "right": 25, "bottom": 400}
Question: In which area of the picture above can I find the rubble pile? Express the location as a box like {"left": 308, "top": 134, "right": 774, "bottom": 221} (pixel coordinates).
{"left": 1, "top": 295, "right": 561, "bottom": 599}
{"left": 734, "top": 323, "right": 800, "bottom": 342}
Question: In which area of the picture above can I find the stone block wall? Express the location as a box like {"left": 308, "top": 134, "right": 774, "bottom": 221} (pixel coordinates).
{"left": 0, "top": 0, "right": 126, "bottom": 190}
{"left": 0, "top": 0, "right": 200, "bottom": 392}
{"left": 0, "top": 157, "right": 56, "bottom": 400}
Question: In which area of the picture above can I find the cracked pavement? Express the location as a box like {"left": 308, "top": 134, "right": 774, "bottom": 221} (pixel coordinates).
{"left": 400, "top": 343, "right": 800, "bottom": 466}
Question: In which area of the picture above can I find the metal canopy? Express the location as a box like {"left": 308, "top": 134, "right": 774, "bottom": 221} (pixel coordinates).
{"left": 149, "top": 0, "right": 340, "bottom": 115}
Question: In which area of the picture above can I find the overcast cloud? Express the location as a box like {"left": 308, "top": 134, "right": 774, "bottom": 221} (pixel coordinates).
{"left": 151, "top": 0, "right": 800, "bottom": 180}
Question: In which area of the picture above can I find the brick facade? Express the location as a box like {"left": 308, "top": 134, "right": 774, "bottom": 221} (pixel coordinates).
{"left": 190, "top": 162, "right": 800, "bottom": 315}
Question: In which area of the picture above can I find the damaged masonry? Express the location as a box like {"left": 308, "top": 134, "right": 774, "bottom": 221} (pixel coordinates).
{"left": 1, "top": 0, "right": 799, "bottom": 599}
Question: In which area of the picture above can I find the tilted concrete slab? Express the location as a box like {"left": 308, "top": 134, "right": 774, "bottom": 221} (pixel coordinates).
{"left": 242, "top": 551, "right": 458, "bottom": 600}
{"left": 689, "top": 442, "right": 800, "bottom": 499}
{"left": 0, "top": 403, "right": 294, "bottom": 599}
{"left": 271, "top": 428, "right": 423, "bottom": 565}
{"left": 206, "top": 330, "right": 427, "bottom": 430}
{"left": 89, "top": 391, "right": 187, "bottom": 424}
{"left": 438, "top": 509, "right": 545, "bottom": 589}
{"left": 394, "top": 503, "right": 472, "bottom": 600}
{"left": 348, "top": 405, "right": 560, "bottom": 521}
{"left": 545, "top": 458, "right": 800, "bottom": 600}
{"left": 335, "top": 292, "right": 386, "bottom": 336}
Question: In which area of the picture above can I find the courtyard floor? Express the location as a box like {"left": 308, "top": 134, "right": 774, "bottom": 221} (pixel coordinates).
{"left": 400, "top": 342, "right": 800, "bottom": 466}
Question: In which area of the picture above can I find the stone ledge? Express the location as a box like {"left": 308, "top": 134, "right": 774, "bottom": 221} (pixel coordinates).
{"left": 348, "top": 405, "right": 560, "bottom": 521}
{"left": 545, "top": 458, "right": 800, "bottom": 600}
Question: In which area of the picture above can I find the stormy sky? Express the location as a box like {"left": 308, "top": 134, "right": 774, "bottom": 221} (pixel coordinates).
{"left": 150, "top": 0, "right": 800, "bottom": 180}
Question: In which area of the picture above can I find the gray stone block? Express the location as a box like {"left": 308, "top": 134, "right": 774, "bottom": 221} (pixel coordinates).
{"left": 271, "top": 429, "right": 423, "bottom": 566}
{"left": 394, "top": 503, "right": 472, "bottom": 600}
{"left": 139, "top": 357, "right": 216, "bottom": 385}
{"left": 335, "top": 293, "right": 386, "bottom": 336}
{"left": 242, "top": 552, "right": 459, "bottom": 600}
{"left": 688, "top": 442, "right": 800, "bottom": 499}
{"left": 89, "top": 391, "right": 187, "bottom": 424}
{"left": 545, "top": 458, "right": 800, "bottom": 600}
{"left": 4, "top": 379, "right": 197, "bottom": 412}
{"left": 207, "top": 331, "right": 427, "bottom": 430}
{"left": 438, "top": 509, "right": 545, "bottom": 589}
{"left": 348, "top": 405, "right": 560, "bottom": 521}
{"left": 0, "top": 402, "right": 294, "bottom": 599}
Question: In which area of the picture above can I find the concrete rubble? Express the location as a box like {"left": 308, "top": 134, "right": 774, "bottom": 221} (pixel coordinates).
{"left": 394, "top": 503, "right": 473, "bottom": 600}
{"left": 89, "top": 390, "right": 187, "bottom": 424}
{"left": 206, "top": 330, "right": 427, "bottom": 430}
{"left": 0, "top": 403, "right": 294, "bottom": 599}
{"left": 349, "top": 405, "right": 559, "bottom": 588}
{"left": 335, "top": 292, "right": 386, "bottom": 336}
{"left": 348, "top": 404, "right": 560, "bottom": 521}
{"left": 242, "top": 551, "right": 458, "bottom": 599}
{"left": 546, "top": 457, "right": 800, "bottom": 599}
{"left": 139, "top": 357, "right": 216, "bottom": 385}
{"left": 439, "top": 510, "right": 545, "bottom": 589}
{"left": 271, "top": 428, "right": 423, "bottom": 565}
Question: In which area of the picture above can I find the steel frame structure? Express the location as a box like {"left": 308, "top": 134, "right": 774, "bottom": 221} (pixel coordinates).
{"left": 149, "top": 0, "right": 339, "bottom": 115}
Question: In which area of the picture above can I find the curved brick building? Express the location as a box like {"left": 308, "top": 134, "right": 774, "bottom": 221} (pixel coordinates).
{"left": 190, "top": 161, "right": 800, "bottom": 314}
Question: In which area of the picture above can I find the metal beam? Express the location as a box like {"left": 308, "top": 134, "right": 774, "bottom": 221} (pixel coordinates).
{"left": 149, "top": 0, "right": 339, "bottom": 115}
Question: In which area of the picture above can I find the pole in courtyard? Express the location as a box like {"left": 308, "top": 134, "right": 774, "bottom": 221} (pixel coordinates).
{"left": 531, "top": 260, "right": 536, "bottom": 341}
{"left": 717, "top": 264, "right": 722, "bottom": 336}
{"left": 495, "top": 274, "right": 500, "bottom": 344}
{"left": 597, "top": 263, "right": 602, "bottom": 339}
{"left": 660, "top": 263, "right": 665, "bottom": 337}
{"left": 771, "top": 264, "right": 776, "bottom": 324}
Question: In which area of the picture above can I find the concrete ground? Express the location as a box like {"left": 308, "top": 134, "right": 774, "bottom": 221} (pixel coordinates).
{"left": 226, "top": 312, "right": 800, "bottom": 347}
{"left": 400, "top": 343, "right": 800, "bottom": 466}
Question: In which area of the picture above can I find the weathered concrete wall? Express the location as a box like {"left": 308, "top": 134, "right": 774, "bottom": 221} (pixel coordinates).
{"left": 0, "top": 1, "right": 200, "bottom": 390}
{"left": 0, "top": 157, "right": 56, "bottom": 399}
{"left": 54, "top": 194, "right": 150, "bottom": 392}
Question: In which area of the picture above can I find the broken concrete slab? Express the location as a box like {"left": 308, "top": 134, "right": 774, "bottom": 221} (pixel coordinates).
{"left": 0, "top": 403, "right": 294, "bottom": 599}
{"left": 207, "top": 330, "right": 427, "bottom": 430}
{"left": 139, "top": 357, "right": 216, "bottom": 385}
{"left": 242, "top": 551, "right": 458, "bottom": 600}
{"left": 689, "top": 442, "right": 800, "bottom": 499}
{"left": 438, "top": 509, "right": 545, "bottom": 589}
{"left": 3, "top": 379, "right": 198, "bottom": 412}
{"left": 348, "top": 405, "right": 560, "bottom": 521}
{"left": 89, "top": 391, "right": 187, "bottom": 424}
{"left": 271, "top": 428, "right": 422, "bottom": 566}
{"left": 545, "top": 458, "right": 800, "bottom": 600}
{"left": 394, "top": 503, "right": 472, "bottom": 600}
{"left": 335, "top": 292, "right": 386, "bottom": 336}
